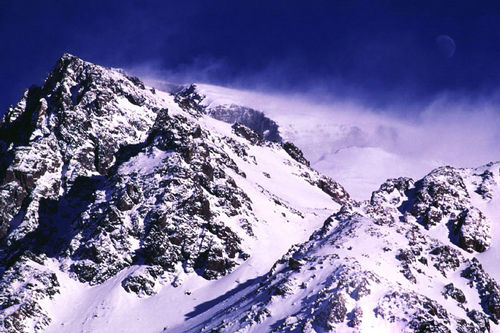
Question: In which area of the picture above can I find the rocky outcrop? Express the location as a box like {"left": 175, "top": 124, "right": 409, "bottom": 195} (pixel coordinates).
{"left": 173, "top": 85, "right": 283, "bottom": 143}
{"left": 0, "top": 53, "right": 158, "bottom": 245}
{"left": 462, "top": 258, "right": 500, "bottom": 324}
{"left": 370, "top": 167, "right": 492, "bottom": 254}
{"left": 231, "top": 122, "right": 264, "bottom": 146}
{"left": 173, "top": 84, "right": 205, "bottom": 115}
{"left": 0, "top": 54, "right": 498, "bottom": 333}
{"left": 282, "top": 141, "right": 310, "bottom": 166}
{"left": 0, "top": 253, "right": 59, "bottom": 332}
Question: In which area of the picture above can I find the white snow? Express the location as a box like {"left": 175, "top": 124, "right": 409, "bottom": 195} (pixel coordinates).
{"left": 119, "top": 147, "right": 172, "bottom": 175}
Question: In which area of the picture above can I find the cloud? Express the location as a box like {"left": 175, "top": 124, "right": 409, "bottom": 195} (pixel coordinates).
{"left": 408, "top": 93, "right": 500, "bottom": 165}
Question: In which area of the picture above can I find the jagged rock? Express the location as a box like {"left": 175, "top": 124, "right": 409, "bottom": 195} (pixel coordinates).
{"left": 314, "top": 175, "right": 351, "bottom": 203}
{"left": 467, "top": 310, "right": 491, "bottom": 332}
{"left": 282, "top": 141, "right": 310, "bottom": 166}
{"left": 462, "top": 258, "right": 500, "bottom": 324}
{"left": 347, "top": 306, "right": 363, "bottom": 328}
{"left": 122, "top": 275, "right": 156, "bottom": 296}
{"left": 443, "top": 283, "right": 467, "bottom": 304}
{"left": 193, "top": 164, "right": 499, "bottom": 332}
{"left": 373, "top": 167, "right": 492, "bottom": 254}
{"left": 122, "top": 266, "right": 163, "bottom": 297}
{"left": 288, "top": 257, "right": 304, "bottom": 271}
{"left": 456, "top": 208, "right": 490, "bottom": 253}
{"left": 0, "top": 55, "right": 353, "bottom": 331}
{"left": 0, "top": 53, "right": 158, "bottom": 245}
{"left": 173, "top": 84, "right": 205, "bottom": 114}
{"left": 231, "top": 123, "right": 264, "bottom": 145}
{"left": 116, "top": 191, "right": 135, "bottom": 211}
{"left": 0, "top": 254, "right": 59, "bottom": 332}
{"left": 410, "top": 167, "right": 470, "bottom": 228}
{"left": 370, "top": 177, "right": 414, "bottom": 207}
{"left": 377, "top": 291, "right": 452, "bottom": 333}
{"left": 317, "top": 294, "right": 347, "bottom": 330}
{"left": 273, "top": 279, "right": 293, "bottom": 296}
{"left": 474, "top": 168, "right": 497, "bottom": 200}
{"left": 429, "top": 245, "right": 462, "bottom": 277}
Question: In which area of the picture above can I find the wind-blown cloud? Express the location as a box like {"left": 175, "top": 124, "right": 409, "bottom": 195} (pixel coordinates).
{"left": 129, "top": 65, "right": 500, "bottom": 199}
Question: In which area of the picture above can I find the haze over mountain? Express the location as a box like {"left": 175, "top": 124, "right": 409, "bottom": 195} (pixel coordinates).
{"left": 165, "top": 82, "right": 499, "bottom": 200}
{"left": 4, "top": 0, "right": 499, "bottom": 201}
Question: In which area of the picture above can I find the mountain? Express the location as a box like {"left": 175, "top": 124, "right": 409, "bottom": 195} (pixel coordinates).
{"left": 0, "top": 55, "right": 348, "bottom": 332}
{"left": 0, "top": 55, "right": 498, "bottom": 333}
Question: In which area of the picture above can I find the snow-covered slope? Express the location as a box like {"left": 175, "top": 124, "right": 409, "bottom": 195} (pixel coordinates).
{"left": 180, "top": 163, "right": 500, "bottom": 333}
{"left": 0, "top": 55, "right": 348, "bottom": 332}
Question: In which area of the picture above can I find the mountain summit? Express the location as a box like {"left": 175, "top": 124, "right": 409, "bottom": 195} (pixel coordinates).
{"left": 0, "top": 55, "right": 498, "bottom": 333}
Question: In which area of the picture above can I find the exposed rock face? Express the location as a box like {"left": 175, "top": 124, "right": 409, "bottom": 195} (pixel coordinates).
{"left": 67, "top": 107, "right": 255, "bottom": 284}
{"left": 474, "top": 166, "right": 497, "bottom": 200}
{"left": 282, "top": 141, "right": 310, "bottom": 167}
{"left": 0, "top": 55, "right": 349, "bottom": 332}
{"left": 371, "top": 167, "right": 492, "bottom": 254}
{"left": 173, "top": 84, "right": 205, "bottom": 114}
{"left": 231, "top": 122, "right": 264, "bottom": 146}
{"left": 462, "top": 258, "right": 500, "bottom": 324}
{"left": 173, "top": 85, "right": 283, "bottom": 142}
{"left": 0, "top": 253, "right": 59, "bottom": 332}
{"left": 0, "top": 54, "right": 158, "bottom": 244}
{"left": 443, "top": 283, "right": 467, "bottom": 305}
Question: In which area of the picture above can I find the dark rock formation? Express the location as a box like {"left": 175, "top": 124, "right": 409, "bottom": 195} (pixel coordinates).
{"left": 207, "top": 104, "right": 282, "bottom": 142}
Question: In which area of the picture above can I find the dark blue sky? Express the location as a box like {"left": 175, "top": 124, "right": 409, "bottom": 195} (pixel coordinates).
{"left": 1, "top": 1, "right": 500, "bottom": 112}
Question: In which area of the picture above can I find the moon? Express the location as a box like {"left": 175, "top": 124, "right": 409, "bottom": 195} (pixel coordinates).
{"left": 435, "top": 35, "right": 456, "bottom": 58}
